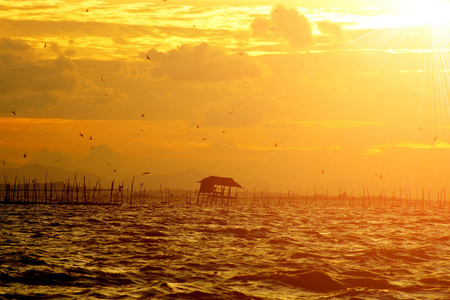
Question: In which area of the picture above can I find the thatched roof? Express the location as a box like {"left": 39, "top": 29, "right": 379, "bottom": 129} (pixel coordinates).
{"left": 198, "top": 176, "right": 242, "bottom": 193}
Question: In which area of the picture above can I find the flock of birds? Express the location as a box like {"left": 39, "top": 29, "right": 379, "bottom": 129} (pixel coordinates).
{"left": 4, "top": 3, "right": 443, "bottom": 183}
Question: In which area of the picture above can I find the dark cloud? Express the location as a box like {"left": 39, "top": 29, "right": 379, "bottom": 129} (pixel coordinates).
{"left": 0, "top": 38, "right": 123, "bottom": 115}
{"left": 146, "top": 42, "right": 264, "bottom": 81}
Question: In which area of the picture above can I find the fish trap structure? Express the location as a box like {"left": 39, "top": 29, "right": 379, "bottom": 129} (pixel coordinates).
{"left": 196, "top": 176, "right": 242, "bottom": 206}
{"left": 0, "top": 175, "right": 131, "bottom": 205}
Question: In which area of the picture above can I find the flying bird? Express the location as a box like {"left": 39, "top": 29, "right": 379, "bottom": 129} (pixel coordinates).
{"left": 321, "top": 170, "right": 325, "bottom": 175}
{"left": 274, "top": 142, "right": 277, "bottom": 147}
{"left": 86, "top": 8, "right": 88, "bottom": 12}
{"left": 141, "top": 114, "right": 145, "bottom": 118}
{"left": 434, "top": 136, "right": 438, "bottom": 141}
{"left": 197, "top": 125, "right": 199, "bottom": 128}
{"left": 101, "top": 76, "right": 104, "bottom": 81}
{"left": 89, "top": 136, "right": 93, "bottom": 140}
{"left": 419, "top": 126, "right": 423, "bottom": 130}
{"left": 113, "top": 169, "right": 116, "bottom": 172}
{"left": 140, "top": 129, "right": 144, "bottom": 132}
{"left": 222, "top": 130, "right": 226, "bottom": 133}
{"left": 379, "top": 174, "right": 383, "bottom": 179}
{"left": 274, "top": 9, "right": 280, "bottom": 13}
{"left": 228, "top": 111, "right": 234, "bottom": 115}
{"left": 79, "top": 133, "right": 84, "bottom": 138}
{"left": 44, "top": 43, "right": 47, "bottom": 49}
{"left": 270, "top": 27, "right": 274, "bottom": 31}
{"left": 90, "top": 146, "right": 95, "bottom": 150}
{"left": 146, "top": 55, "right": 151, "bottom": 61}
{"left": 23, "top": 153, "right": 26, "bottom": 158}
{"left": 143, "top": 172, "right": 151, "bottom": 175}
{"left": 239, "top": 52, "right": 245, "bottom": 56}
{"left": 11, "top": 111, "right": 16, "bottom": 116}
{"left": 1, "top": 159, "right": 5, "bottom": 165}
{"left": 202, "top": 138, "right": 207, "bottom": 141}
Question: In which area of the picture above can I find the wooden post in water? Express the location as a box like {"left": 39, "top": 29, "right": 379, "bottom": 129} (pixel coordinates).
{"left": 110, "top": 179, "right": 114, "bottom": 204}
{"left": 44, "top": 173, "right": 47, "bottom": 203}
{"left": 130, "top": 176, "right": 135, "bottom": 206}
{"left": 17, "top": 180, "right": 21, "bottom": 202}
{"left": 83, "top": 176, "right": 87, "bottom": 203}
{"left": 12, "top": 176, "right": 17, "bottom": 203}
{"left": 49, "top": 180, "right": 53, "bottom": 203}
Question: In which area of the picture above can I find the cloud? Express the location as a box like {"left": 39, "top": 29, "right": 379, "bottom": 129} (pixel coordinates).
{"left": 146, "top": 42, "right": 265, "bottom": 81}
{"left": 251, "top": 4, "right": 314, "bottom": 49}
{"left": 0, "top": 38, "right": 127, "bottom": 116}
{"left": 317, "top": 20, "right": 345, "bottom": 43}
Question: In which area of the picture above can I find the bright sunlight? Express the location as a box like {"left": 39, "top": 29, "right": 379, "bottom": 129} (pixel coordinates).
{"left": 397, "top": 0, "right": 450, "bottom": 27}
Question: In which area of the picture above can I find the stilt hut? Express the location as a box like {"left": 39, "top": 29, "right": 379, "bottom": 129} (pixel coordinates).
{"left": 196, "top": 176, "right": 242, "bottom": 205}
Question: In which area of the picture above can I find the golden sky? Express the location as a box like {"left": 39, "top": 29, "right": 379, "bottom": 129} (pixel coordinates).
{"left": 2, "top": 0, "right": 450, "bottom": 193}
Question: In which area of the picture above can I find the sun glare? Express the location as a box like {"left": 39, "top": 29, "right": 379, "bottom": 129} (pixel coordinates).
{"left": 397, "top": 0, "right": 450, "bottom": 27}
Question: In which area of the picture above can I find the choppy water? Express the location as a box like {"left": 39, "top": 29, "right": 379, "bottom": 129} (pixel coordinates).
{"left": 1, "top": 202, "right": 449, "bottom": 299}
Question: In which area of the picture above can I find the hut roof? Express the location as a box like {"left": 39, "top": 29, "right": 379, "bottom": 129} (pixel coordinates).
{"left": 198, "top": 176, "right": 242, "bottom": 193}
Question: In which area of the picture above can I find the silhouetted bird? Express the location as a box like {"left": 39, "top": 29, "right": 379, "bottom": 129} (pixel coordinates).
{"left": 197, "top": 125, "right": 199, "bottom": 128}
{"left": 113, "top": 169, "right": 116, "bottom": 172}
{"left": 239, "top": 53, "right": 245, "bottom": 56}
{"left": 146, "top": 55, "right": 151, "bottom": 60}
{"left": 11, "top": 111, "right": 16, "bottom": 116}
{"left": 89, "top": 136, "right": 93, "bottom": 140}
{"left": 79, "top": 133, "right": 84, "bottom": 138}
{"left": 274, "top": 142, "right": 277, "bottom": 147}
{"left": 143, "top": 172, "right": 151, "bottom": 175}
{"left": 86, "top": 8, "right": 88, "bottom": 12}
{"left": 321, "top": 170, "right": 324, "bottom": 175}
{"left": 44, "top": 43, "right": 47, "bottom": 49}
{"left": 23, "top": 153, "right": 26, "bottom": 158}
{"left": 142, "top": 114, "right": 145, "bottom": 118}
{"left": 434, "top": 136, "right": 438, "bottom": 141}
{"left": 202, "top": 138, "right": 207, "bottom": 141}
{"left": 1, "top": 159, "right": 5, "bottom": 165}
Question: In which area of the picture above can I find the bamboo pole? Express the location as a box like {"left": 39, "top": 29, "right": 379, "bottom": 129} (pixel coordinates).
{"left": 110, "top": 179, "right": 115, "bottom": 204}
{"left": 130, "top": 176, "right": 135, "bottom": 206}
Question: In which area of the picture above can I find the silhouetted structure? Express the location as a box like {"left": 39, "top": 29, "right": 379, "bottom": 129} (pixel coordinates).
{"left": 196, "top": 176, "right": 242, "bottom": 205}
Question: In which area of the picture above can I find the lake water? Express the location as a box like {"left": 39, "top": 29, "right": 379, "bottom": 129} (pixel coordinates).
{"left": 1, "top": 201, "right": 449, "bottom": 299}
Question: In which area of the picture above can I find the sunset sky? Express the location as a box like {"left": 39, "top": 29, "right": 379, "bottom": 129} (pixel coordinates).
{"left": 2, "top": 0, "right": 450, "bottom": 193}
